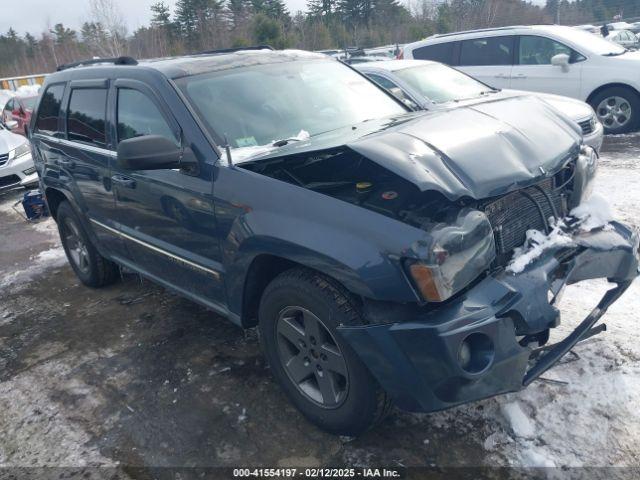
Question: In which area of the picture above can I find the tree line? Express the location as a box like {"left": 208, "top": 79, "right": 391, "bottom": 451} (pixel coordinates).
{"left": 0, "top": 0, "right": 627, "bottom": 78}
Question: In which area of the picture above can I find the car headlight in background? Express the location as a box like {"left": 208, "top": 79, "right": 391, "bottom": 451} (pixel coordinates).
{"left": 569, "top": 145, "right": 598, "bottom": 209}
{"left": 9, "top": 143, "right": 31, "bottom": 161}
{"left": 406, "top": 209, "right": 496, "bottom": 302}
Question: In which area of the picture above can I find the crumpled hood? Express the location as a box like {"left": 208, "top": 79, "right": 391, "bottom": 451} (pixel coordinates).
{"left": 348, "top": 95, "right": 581, "bottom": 200}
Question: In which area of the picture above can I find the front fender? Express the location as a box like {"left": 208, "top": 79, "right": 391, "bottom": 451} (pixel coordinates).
{"left": 214, "top": 167, "right": 432, "bottom": 316}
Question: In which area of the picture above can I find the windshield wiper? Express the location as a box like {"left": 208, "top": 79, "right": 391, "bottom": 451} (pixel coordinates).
{"left": 272, "top": 137, "right": 303, "bottom": 147}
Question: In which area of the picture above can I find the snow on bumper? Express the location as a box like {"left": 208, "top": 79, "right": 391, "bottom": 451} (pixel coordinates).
{"left": 338, "top": 221, "right": 639, "bottom": 413}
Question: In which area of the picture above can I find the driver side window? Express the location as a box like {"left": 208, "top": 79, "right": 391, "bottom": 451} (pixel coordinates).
{"left": 117, "top": 88, "right": 178, "bottom": 145}
{"left": 518, "top": 36, "right": 584, "bottom": 65}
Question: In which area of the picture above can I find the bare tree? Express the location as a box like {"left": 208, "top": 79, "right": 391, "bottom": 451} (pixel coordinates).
{"left": 88, "top": 0, "right": 128, "bottom": 57}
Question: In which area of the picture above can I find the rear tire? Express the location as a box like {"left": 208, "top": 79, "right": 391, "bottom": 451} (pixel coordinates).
{"left": 258, "top": 267, "right": 391, "bottom": 436}
{"left": 57, "top": 201, "right": 119, "bottom": 288}
{"left": 590, "top": 86, "right": 640, "bottom": 134}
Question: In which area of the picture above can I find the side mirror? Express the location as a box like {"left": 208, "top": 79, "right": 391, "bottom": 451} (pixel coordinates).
{"left": 389, "top": 87, "right": 419, "bottom": 110}
{"left": 551, "top": 53, "right": 570, "bottom": 72}
{"left": 5, "top": 120, "right": 18, "bottom": 130}
{"left": 117, "top": 135, "right": 188, "bottom": 171}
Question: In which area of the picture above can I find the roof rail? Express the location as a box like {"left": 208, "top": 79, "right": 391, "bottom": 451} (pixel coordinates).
{"left": 196, "top": 45, "right": 274, "bottom": 55}
{"left": 432, "top": 25, "right": 531, "bottom": 38}
{"left": 56, "top": 56, "right": 138, "bottom": 72}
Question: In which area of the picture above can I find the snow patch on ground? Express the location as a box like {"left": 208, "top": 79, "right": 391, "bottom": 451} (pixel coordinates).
{"left": 500, "top": 402, "right": 534, "bottom": 438}
{"left": 0, "top": 352, "right": 116, "bottom": 467}
{"left": 0, "top": 247, "right": 67, "bottom": 290}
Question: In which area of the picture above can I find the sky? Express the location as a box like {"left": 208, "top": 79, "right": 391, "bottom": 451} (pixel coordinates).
{"left": 0, "top": 0, "right": 308, "bottom": 36}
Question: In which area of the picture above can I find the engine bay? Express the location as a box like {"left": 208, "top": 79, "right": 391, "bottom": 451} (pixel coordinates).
{"left": 241, "top": 147, "right": 458, "bottom": 229}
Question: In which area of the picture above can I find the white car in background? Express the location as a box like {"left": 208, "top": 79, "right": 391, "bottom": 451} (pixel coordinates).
{"left": 355, "top": 59, "right": 603, "bottom": 152}
{"left": 606, "top": 30, "right": 640, "bottom": 50}
{"left": 0, "top": 120, "right": 37, "bottom": 191}
{"left": 401, "top": 25, "right": 640, "bottom": 134}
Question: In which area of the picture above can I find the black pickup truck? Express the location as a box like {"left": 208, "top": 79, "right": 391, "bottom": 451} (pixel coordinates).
{"left": 28, "top": 48, "right": 639, "bottom": 435}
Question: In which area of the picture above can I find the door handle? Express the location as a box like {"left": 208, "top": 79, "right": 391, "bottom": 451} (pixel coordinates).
{"left": 512, "top": 74, "right": 528, "bottom": 79}
{"left": 111, "top": 174, "right": 136, "bottom": 189}
{"left": 494, "top": 74, "right": 509, "bottom": 79}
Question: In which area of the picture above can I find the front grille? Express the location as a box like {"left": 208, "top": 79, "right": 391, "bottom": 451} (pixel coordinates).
{"left": 0, "top": 174, "right": 21, "bottom": 188}
{"left": 578, "top": 118, "right": 594, "bottom": 135}
{"left": 0, "top": 153, "right": 8, "bottom": 167}
{"left": 482, "top": 177, "right": 566, "bottom": 266}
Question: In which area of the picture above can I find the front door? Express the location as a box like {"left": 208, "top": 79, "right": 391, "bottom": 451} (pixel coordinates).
{"left": 109, "top": 81, "right": 225, "bottom": 311}
{"left": 509, "top": 35, "right": 583, "bottom": 99}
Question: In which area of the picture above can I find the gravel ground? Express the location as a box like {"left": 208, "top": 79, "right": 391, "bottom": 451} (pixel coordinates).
{"left": 0, "top": 133, "right": 639, "bottom": 477}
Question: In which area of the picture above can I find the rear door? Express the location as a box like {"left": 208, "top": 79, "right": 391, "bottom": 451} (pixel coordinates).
{"left": 509, "top": 35, "right": 583, "bottom": 99}
{"left": 457, "top": 36, "right": 515, "bottom": 89}
{"left": 56, "top": 80, "right": 120, "bottom": 252}
{"left": 109, "top": 79, "right": 225, "bottom": 310}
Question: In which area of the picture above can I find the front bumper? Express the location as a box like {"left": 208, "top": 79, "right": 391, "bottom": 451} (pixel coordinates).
{"left": 338, "top": 222, "right": 639, "bottom": 413}
{"left": 0, "top": 152, "right": 37, "bottom": 191}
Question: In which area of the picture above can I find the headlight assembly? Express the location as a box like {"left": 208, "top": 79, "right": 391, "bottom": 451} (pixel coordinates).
{"left": 406, "top": 209, "right": 496, "bottom": 302}
{"left": 569, "top": 145, "right": 598, "bottom": 209}
{"left": 9, "top": 143, "right": 31, "bottom": 160}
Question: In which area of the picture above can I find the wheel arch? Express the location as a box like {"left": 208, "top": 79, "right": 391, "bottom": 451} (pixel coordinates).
{"left": 44, "top": 186, "right": 71, "bottom": 220}
{"left": 586, "top": 83, "right": 640, "bottom": 105}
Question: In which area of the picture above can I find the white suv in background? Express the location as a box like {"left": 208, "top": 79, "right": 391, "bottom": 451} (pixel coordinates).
{"left": 402, "top": 25, "right": 640, "bottom": 134}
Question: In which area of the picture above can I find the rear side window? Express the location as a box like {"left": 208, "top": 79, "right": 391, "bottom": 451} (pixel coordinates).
{"left": 34, "top": 84, "right": 65, "bottom": 136}
{"left": 412, "top": 42, "right": 455, "bottom": 64}
{"left": 460, "top": 36, "right": 514, "bottom": 66}
{"left": 67, "top": 88, "right": 107, "bottom": 147}
{"left": 116, "top": 88, "right": 177, "bottom": 144}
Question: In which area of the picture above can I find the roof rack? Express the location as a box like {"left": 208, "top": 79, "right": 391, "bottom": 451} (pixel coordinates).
{"left": 56, "top": 56, "right": 138, "bottom": 72}
{"left": 196, "top": 45, "right": 274, "bottom": 55}
{"left": 432, "top": 25, "right": 531, "bottom": 38}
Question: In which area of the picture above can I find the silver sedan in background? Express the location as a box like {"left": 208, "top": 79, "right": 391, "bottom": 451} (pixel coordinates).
{"left": 355, "top": 59, "right": 603, "bottom": 153}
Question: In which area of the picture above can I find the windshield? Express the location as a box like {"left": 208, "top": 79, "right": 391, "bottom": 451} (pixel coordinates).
{"left": 395, "top": 63, "right": 493, "bottom": 103}
{"left": 555, "top": 28, "right": 626, "bottom": 55}
{"left": 176, "top": 59, "right": 406, "bottom": 150}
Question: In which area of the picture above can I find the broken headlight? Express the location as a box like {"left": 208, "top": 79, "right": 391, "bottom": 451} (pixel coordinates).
{"left": 568, "top": 145, "right": 598, "bottom": 209}
{"left": 406, "top": 208, "right": 496, "bottom": 302}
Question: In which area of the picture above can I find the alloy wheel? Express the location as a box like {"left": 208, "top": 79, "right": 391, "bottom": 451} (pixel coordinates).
{"left": 63, "top": 218, "right": 90, "bottom": 274}
{"left": 597, "top": 96, "right": 632, "bottom": 130}
{"left": 275, "top": 306, "right": 349, "bottom": 408}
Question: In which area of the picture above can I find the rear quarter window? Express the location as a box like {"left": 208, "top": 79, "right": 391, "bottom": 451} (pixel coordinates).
{"left": 412, "top": 42, "right": 456, "bottom": 65}
{"left": 67, "top": 88, "right": 108, "bottom": 148}
{"left": 34, "top": 84, "right": 65, "bottom": 137}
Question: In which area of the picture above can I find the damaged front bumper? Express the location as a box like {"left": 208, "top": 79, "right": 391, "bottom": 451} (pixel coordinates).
{"left": 338, "top": 221, "right": 640, "bottom": 413}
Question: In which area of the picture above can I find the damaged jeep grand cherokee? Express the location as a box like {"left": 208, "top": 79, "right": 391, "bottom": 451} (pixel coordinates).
{"left": 31, "top": 48, "right": 639, "bottom": 436}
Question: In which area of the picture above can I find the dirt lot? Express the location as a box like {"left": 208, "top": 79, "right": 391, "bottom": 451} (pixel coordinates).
{"left": 1, "top": 134, "right": 639, "bottom": 478}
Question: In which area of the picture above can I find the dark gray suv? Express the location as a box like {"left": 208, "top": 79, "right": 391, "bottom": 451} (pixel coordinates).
{"left": 28, "top": 48, "right": 639, "bottom": 435}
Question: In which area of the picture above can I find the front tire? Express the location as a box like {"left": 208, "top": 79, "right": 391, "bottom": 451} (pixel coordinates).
{"left": 259, "top": 268, "right": 391, "bottom": 436}
{"left": 590, "top": 86, "right": 640, "bottom": 134}
{"left": 57, "top": 201, "right": 119, "bottom": 288}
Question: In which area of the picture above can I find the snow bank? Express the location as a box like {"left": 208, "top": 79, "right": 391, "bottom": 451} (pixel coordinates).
{"left": 499, "top": 402, "right": 535, "bottom": 438}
